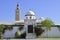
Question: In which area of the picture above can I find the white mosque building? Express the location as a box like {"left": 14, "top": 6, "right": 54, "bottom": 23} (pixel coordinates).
{"left": 0, "top": 4, "right": 46, "bottom": 38}
{"left": 3, "top": 4, "right": 59, "bottom": 39}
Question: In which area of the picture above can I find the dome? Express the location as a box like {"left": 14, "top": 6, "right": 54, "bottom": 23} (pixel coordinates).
{"left": 40, "top": 17, "right": 45, "bottom": 20}
{"left": 25, "top": 11, "right": 35, "bottom": 16}
{"left": 39, "top": 17, "right": 45, "bottom": 21}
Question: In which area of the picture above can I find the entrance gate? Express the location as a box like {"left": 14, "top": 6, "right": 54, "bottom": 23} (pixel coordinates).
{"left": 28, "top": 25, "right": 33, "bottom": 33}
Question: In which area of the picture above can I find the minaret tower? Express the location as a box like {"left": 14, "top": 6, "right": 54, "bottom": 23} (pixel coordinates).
{"left": 15, "top": 4, "right": 20, "bottom": 21}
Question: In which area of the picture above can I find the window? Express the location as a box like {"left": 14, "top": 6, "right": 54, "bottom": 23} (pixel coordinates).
{"left": 30, "top": 17, "right": 31, "bottom": 19}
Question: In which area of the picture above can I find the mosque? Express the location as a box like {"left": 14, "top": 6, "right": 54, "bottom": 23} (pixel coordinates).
{"left": 1, "top": 4, "right": 60, "bottom": 39}
{"left": 15, "top": 4, "right": 45, "bottom": 38}
{"left": 0, "top": 4, "right": 45, "bottom": 38}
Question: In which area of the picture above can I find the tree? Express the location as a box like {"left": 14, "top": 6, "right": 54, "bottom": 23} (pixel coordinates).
{"left": 0, "top": 24, "right": 6, "bottom": 38}
{"left": 0, "top": 24, "right": 5, "bottom": 31}
{"left": 34, "top": 27, "right": 45, "bottom": 37}
{"left": 7, "top": 26, "right": 13, "bottom": 31}
{"left": 41, "top": 18, "right": 54, "bottom": 31}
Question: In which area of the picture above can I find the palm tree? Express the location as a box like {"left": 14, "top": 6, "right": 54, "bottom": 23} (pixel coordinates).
{"left": 41, "top": 18, "right": 54, "bottom": 31}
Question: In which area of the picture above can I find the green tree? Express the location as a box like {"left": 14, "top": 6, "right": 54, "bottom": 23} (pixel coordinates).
{"left": 7, "top": 26, "right": 13, "bottom": 31}
{"left": 0, "top": 24, "right": 5, "bottom": 31}
{"left": 41, "top": 18, "right": 54, "bottom": 31}
{"left": 0, "top": 24, "right": 6, "bottom": 38}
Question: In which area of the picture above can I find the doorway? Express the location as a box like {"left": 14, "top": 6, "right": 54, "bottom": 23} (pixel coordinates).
{"left": 28, "top": 25, "right": 33, "bottom": 33}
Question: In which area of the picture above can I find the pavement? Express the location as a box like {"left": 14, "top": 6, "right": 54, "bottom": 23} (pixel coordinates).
{"left": 1, "top": 38, "right": 60, "bottom": 40}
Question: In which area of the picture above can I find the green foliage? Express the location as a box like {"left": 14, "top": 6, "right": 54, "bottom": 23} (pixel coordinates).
{"left": 0, "top": 24, "right": 5, "bottom": 32}
{"left": 34, "top": 27, "right": 44, "bottom": 37}
{"left": 15, "top": 30, "right": 21, "bottom": 37}
{"left": 41, "top": 18, "right": 54, "bottom": 31}
{"left": 0, "top": 24, "right": 6, "bottom": 38}
{"left": 20, "top": 32, "right": 26, "bottom": 38}
{"left": 7, "top": 26, "right": 13, "bottom": 31}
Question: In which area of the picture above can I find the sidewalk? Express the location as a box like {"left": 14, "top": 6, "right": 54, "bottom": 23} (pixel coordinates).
{"left": 0, "top": 38, "right": 60, "bottom": 40}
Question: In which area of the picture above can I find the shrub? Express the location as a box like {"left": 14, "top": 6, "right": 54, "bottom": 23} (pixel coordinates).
{"left": 34, "top": 27, "right": 45, "bottom": 37}
{"left": 15, "top": 30, "right": 21, "bottom": 38}
{"left": 20, "top": 32, "right": 26, "bottom": 39}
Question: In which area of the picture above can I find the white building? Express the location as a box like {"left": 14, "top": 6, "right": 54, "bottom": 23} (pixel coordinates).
{"left": 0, "top": 4, "right": 45, "bottom": 38}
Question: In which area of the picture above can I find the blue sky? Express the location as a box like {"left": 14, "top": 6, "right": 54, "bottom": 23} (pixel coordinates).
{"left": 0, "top": 0, "right": 60, "bottom": 24}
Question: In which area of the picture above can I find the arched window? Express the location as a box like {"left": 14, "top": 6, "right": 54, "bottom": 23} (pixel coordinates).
{"left": 30, "top": 16, "right": 31, "bottom": 19}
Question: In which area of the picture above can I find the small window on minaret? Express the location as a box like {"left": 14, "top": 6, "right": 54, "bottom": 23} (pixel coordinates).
{"left": 17, "top": 8, "right": 19, "bottom": 9}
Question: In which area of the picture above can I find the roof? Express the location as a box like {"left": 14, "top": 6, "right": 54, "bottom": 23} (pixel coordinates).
{"left": 25, "top": 11, "right": 35, "bottom": 16}
{"left": 0, "top": 20, "right": 24, "bottom": 25}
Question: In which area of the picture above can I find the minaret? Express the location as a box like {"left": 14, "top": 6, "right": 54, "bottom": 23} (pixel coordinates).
{"left": 15, "top": 4, "right": 20, "bottom": 21}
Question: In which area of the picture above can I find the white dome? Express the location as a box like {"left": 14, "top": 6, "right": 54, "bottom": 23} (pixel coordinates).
{"left": 25, "top": 11, "right": 35, "bottom": 16}
{"left": 40, "top": 17, "right": 45, "bottom": 20}
{"left": 39, "top": 17, "right": 45, "bottom": 21}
